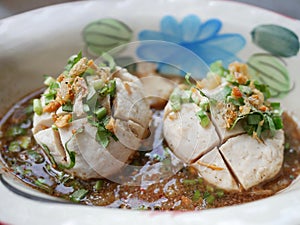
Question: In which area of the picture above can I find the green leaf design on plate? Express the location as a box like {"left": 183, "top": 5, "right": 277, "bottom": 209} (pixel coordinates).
{"left": 251, "top": 24, "right": 299, "bottom": 57}
{"left": 247, "top": 53, "right": 291, "bottom": 98}
{"left": 83, "top": 18, "right": 133, "bottom": 56}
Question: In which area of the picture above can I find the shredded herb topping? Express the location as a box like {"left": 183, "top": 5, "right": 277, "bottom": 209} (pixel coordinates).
{"left": 209, "top": 61, "right": 283, "bottom": 139}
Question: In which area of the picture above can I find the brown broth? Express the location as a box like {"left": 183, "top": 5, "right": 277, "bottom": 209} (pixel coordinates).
{"left": 0, "top": 91, "right": 300, "bottom": 210}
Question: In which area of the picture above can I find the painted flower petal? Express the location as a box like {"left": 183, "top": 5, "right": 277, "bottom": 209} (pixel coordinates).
{"left": 180, "top": 15, "right": 202, "bottom": 42}
{"left": 247, "top": 53, "right": 290, "bottom": 98}
{"left": 202, "top": 34, "right": 246, "bottom": 53}
{"left": 83, "top": 18, "right": 132, "bottom": 56}
{"left": 196, "top": 19, "right": 222, "bottom": 41}
{"left": 157, "top": 51, "right": 209, "bottom": 78}
{"left": 184, "top": 43, "right": 242, "bottom": 66}
{"left": 251, "top": 24, "right": 299, "bottom": 57}
{"left": 137, "top": 42, "right": 209, "bottom": 79}
{"left": 160, "top": 16, "right": 181, "bottom": 38}
{"left": 139, "top": 30, "right": 181, "bottom": 43}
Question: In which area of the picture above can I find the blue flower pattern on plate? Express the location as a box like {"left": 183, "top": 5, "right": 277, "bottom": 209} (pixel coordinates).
{"left": 137, "top": 15, "right": 246, "bottom": 74}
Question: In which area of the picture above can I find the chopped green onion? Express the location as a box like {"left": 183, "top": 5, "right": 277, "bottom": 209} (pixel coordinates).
{"left": 94, "top": 180, "right": 104, "bottom": 191}
{"left": 33, "top": 99, "right": 43, "bottom": 115}
{"left": 93, "top": 79, "right": 104, "bottom": 91}
{"left": 95, "top": 107, "right": 107, "bottom": 120}
{"left": 52, "top": 124, "right": 58, "bottom": 131}
{"left": 19, "top": 136, "right": 31, "bottom": 149}
{"left": 99, "top": 80, "right": 116, "bottom": 97}
{"left": 43, "top": 76, "right": 56, "bottom": 86}
{"left": 70, "top": 189, "right": 89, "bottom": 202}
{"left": 107, "top": 80, "right": 116, "bottom": 97}
{"left": 185, "top": 73, "right": 192, "bottom": 86}
{"left": 8, "top": 141, "right": 21, "bottom": 152}
{"left": 192, "top": 190, "right": 201, "bottom": 202}
{"left": 206, "top": 185, "right": 214, "bottom": 193}
{"left": 65, "top": 51, "right": 82, "bottom": 72}
{"left": 25, "top": 104, "right": 34, "bottom": 115}
{"left": 34, "top": 178, "right": 51, "bottom": 191}
{"left": 203, "top": 191, "right": 210, "bottom": 199}
{"left": 203, "top": 191, "right": 215, "bottom": 204}
{"left": 169, "top": 91, "right": 181, "bottom": 111}
{"left": 62, "top": 101, "right": 73, "bottom": 112}
{"left": 43, "top": 82, "right": 59, "bottom": 105}
{"left": 216, "top": 189, "right": 224, "bottom": 198}
{"left": 225, "top": 73, "right": 236, "bottom": 83}
{"left": 181, "top": 90, "right": 192, "bottom": 103}
{"left": 196, "top": 110, "right": 210, "bottom": 127}
{"left": 27, "top": 150, "right": 44, "bottom": 164}
{"left": 197, "top": 177, "right": 203, "bottom": 184}
{"left": 199, "top": 98, "right": 209, "bottom": 111}
{"left": 182, "top": 179, "right": 198, "bottom": 185}
{"left": 205, "top": 194, "right": 215, "bottom": 204}
{"left": 209, "top": 61, "right": 229, "bottom": 77}
{"left": 6, "top": 126, "right": 26, "bottom": 137}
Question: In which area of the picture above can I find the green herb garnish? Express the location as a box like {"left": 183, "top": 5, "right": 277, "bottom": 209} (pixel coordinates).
{"left": 196, "top": 110, "right": 210, "bottom": 128}
{"left": 70, "top": 189, "right": 89, "bottom": 202}
{"left": 65, "top": 51, "right": 83, "bottom": 72}
{"left": 62, "top": 101, "right": 73, "bottom": 112}
{"left": 192, "top": 190, "right": 201, "bottom": 202}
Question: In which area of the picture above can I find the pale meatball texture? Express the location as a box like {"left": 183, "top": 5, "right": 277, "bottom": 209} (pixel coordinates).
{"left": 32, "top": 57, "right": 151, "bottom": 180}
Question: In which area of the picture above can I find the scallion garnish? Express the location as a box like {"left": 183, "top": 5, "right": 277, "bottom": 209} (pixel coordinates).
{"left": 192, "top": 190, "right": 201, "bottom": 202}
{"left": 62, "top": 101, "right": 73, "bottom": 112}
{"left": 8, "top": 141, "right": 21, "bottom": 152}
{"left": 196, "top": 110, "right": 210, "bottom": 127}
{"left": 94, "top": 180, "right": 104, "bottom": 191}
{"left": 65, "top": 51, "right": 83, "bottom": 72}
{"left": 185, "top": 73, "right": 193, "bottom": 86}
{"left": 208, "top": 61, "right": 284, "bottom": 139}
{"left": 43, "top": 76, "right": 56, "bottom": 86}
{"left": 6, "top": 126, "right": 26, "bottom": 137}
{"left": 70, "top": 189, "right": 89, "bottom": 202}
{"left": 95, "top": 107, "right": 107, "bottom": 120}
{"left": 33, "top": 99, "right": 43, "bottom": 115}
{"left": 169, "top": 91, "right": 181, "bottom": 112}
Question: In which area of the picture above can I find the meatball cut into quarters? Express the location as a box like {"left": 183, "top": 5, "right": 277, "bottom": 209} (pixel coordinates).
{"left": 32, "top": 56, "right": 152, "bottom": 180}
{"left": 163, "top": 62, "right": 284, "bottom": 191}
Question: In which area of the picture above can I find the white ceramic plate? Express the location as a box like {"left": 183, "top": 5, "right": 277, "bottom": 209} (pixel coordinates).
{"left": 1, "top": 0, "right": 300, "bottom": 224}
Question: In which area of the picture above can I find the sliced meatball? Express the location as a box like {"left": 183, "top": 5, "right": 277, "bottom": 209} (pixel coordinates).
{"left": 58, "top": 118, "right": 135, "bottom": 179}
{"left": 33, "top": 60, "right": 151, "bottom": 180}
{"left": 192, "top": 147, "right": 239, "bottom": 191}
{"left": 32, "top": 112, "right": 53, "bottom": 134}
{"left": 163, "top": 102, "right": 219, "bottom": 163}
{"left": 113, "top": 77, "right": 151, "bottom": 129}
{"left": 140, "top": 75, "right": 176, "bottom": 109}
{"left": 210, "top": 105, "right": 245, "bottom": 142}
{"left": 219, "top": 130, "right": 284, "bottom": 190}
{"left": 33, "top": 127, "right": 66, "bottom": 165}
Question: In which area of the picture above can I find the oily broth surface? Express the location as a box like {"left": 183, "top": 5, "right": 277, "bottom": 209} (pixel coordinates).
{"left": 0, "top": 90, "right": 300, "bottom": 210}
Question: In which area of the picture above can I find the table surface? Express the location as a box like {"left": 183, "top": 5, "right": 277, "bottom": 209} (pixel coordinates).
{"left": 0, "top": 0, "right": 299, "bottom": 20}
